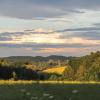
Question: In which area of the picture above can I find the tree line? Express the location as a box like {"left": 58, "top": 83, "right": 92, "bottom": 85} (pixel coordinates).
{"left": 0, "top": 51, "right": 100, "bottom": 81}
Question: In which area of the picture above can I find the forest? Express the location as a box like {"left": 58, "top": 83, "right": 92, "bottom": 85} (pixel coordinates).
{"left": 0, "top": 51, "right": 100, "bottom": 81}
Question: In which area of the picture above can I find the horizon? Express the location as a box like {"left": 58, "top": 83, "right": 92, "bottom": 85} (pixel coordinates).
{"left": 0, "top": 54, "right": 76, "bottom": 58}
{"left": 0, "top": 0, "right": 100, "bottom": 57}
{"left": 0, "top": 51, "right": 99, "bottom": 58}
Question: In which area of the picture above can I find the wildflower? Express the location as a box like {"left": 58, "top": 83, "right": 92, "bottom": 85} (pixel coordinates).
{"left": 26, "top": 92, "right": 31, "bottom": 96}
{"left": 20, "top": 89, "right": 26, "bottom": 92}
{"left": 31, "top": 96, "right": 38, "bottom": 100}
{"left": 72, "top": 89, "right": 79, "bottom": 93}
{"left": 43, "top": 93, "right": 50, "bottom": 96}
{"left": 68, "top": 97, "right": 72, "bottom": 100}
{"left": 48, "top": 95, "right": 54, "bottom": 99}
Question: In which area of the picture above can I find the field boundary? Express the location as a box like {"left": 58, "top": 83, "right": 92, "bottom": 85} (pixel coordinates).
{"left": 0, "top": 80, "right": 100, "bottom": 85}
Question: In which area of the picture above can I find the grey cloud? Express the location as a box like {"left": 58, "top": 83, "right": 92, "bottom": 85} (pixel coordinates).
{"left": 74, "top": 31, "right": 100, "bottom": 40}
{"left": 0, "top": 26, "right": 100, "bottom": 44}
{"left": 0, "top": 0, "right": 100, "bottom": 19}
{"left": 56, "top": 27, "right": 100, "bottom": 40}
{"left": 0, "top": 42, "right": 99, "bottom": 49}
{"left": 0, "top": 32, "right": 25, "bottom": 41}
{"left": 0, "top": 37, "right": 12, "bottom": 41}
{"left": 0, "top": 29, "right": 53, "bottom": 42}
{"left": 57, "top": 27, "right": 100, "bottom": 32}
{"left": 93, "top": 23, "right": 100, "bottom": 27}
{"left": 0, "top": 32, "right": 25, "bottom": 36}
{"left": 0, "top": 42, "right": 100, "bottom": 57}
{"left": 0, "top": 26, "right": 100, "bottom": 53}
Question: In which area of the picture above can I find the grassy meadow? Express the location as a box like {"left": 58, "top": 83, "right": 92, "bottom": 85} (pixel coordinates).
{"left": 42, "top": 66, "right": 66, "bottom": 74}
{"left": 0, "top": 51, "right": 100, "bottom": 100}
{"left": 0, "top": 81, "right": 100, "bottom": 100}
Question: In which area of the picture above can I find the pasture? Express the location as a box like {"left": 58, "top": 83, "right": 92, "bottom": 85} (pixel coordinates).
{"left": 0, "top": 81, "right": 100, "bottom": 100}
{"left": 42, "top": 66, "right": 66, "bottom": 74}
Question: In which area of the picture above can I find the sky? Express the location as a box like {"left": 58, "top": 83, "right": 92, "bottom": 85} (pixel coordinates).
{"left": 0, "top": 0, "right": 100, "bottom": 57}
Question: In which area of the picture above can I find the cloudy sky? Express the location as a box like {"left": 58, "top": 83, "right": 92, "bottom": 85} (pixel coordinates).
{"left": 0, "top": 0, "right": 100, "bottom": 57}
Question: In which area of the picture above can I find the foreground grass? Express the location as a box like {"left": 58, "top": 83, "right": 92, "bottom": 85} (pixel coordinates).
{"left": 0, "top": 81, "right": 100, "bottom": 100}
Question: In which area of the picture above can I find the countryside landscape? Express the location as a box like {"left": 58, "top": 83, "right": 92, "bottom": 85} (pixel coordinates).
{"left": 0, "top": 51, "right": 100, "bottom": 100}
{"left": 0, "top": 0, "right": 100, "bottom": 100}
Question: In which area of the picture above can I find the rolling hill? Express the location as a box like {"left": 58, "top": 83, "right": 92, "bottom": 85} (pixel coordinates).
{"left": 42, "top": 66, "right": 67, "bottom": 74}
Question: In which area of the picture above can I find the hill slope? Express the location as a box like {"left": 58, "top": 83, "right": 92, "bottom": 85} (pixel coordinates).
{"left": 42, "top": 66, "right": 67, "bottom": 74}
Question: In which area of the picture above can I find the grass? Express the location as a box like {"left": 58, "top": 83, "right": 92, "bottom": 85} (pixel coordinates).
{"left": 0, "top": 81, "right": 100, "bottom": 100}
{"left": 42, "top": 66, "right": 66, "bottom": 74}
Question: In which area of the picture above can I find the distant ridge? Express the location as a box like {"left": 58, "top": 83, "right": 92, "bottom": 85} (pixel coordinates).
{"left": 1, "top": 55, "right": 76, "bottom": 62}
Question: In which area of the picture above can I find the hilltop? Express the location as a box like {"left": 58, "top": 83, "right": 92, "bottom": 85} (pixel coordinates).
{"left": 2, "top": 55, "right": 74, "bottom": 62}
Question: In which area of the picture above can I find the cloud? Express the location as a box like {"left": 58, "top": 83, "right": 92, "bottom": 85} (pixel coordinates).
{"left": 25, "top": 28, "right": 53, "bottom": 33}
{"left": 58, "top": 27, "right": 100, "bottom": 32}
{"left": 0, "top": 28, "right": 100, "bottom": 48}
{"left": 0, "top": 28, "right": 62, "bottom": 44}
{"left": 56, "top": 26, "right": 100, "bottom": 40}
{"left": 38, "top": 47, "right": 88, "bottom": 53}
{"left": 0, "top": 0, "right": 65, "bottom": 19}
{"left": 0, "top": 0, "right": 100, "bottom": 56}
{"left": 93, "top": 23, "right": 100, "bottom": 27}
{"left": 0, "top": 0, "right": 100, "bottom": 19}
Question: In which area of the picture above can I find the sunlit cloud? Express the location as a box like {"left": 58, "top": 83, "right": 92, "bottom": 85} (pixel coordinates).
{"left": 0, "top": 28, "right": 100, "bottom": 46}
{"left": 38, "top": 47, "right": 88, "bottom": 53}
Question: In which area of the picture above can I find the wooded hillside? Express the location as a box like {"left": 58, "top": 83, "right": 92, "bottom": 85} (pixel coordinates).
{"left": 0, "top": 51, "right": 100, "bottom": 81}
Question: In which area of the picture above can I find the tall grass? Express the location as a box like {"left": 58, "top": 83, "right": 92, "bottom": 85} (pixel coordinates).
{"left": 0, "top": 80, "right": 100, "bottom": 85}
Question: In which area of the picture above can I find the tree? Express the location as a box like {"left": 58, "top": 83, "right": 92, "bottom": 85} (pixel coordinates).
{"left": 12, "top": 71, "right": 17, "bottom": 80}
{"left": 58, "top": 60, "right": 61, "bottom": 66}
{"left": 75, "top": 65, "right": 86, "bottom": 81}
{"left": 49, "top": 74, "right": 58, "bottom": 80}
{"left": 62, "top": 66, "right": 74, "bottom": 80}
{"left": 85, "top": 63, "right": 100, "bottom": 81}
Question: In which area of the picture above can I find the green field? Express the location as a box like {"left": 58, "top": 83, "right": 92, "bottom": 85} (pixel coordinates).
{"left": 0, "top": 82, "right": 100, "bottom": 100}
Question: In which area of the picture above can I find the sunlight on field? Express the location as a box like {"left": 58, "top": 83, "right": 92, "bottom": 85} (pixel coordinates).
{"left": 0, "top": 80, "right": 100, "bottom": 85}
{"left": 42, "top": 66, "right": 66, "bottom": 74}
